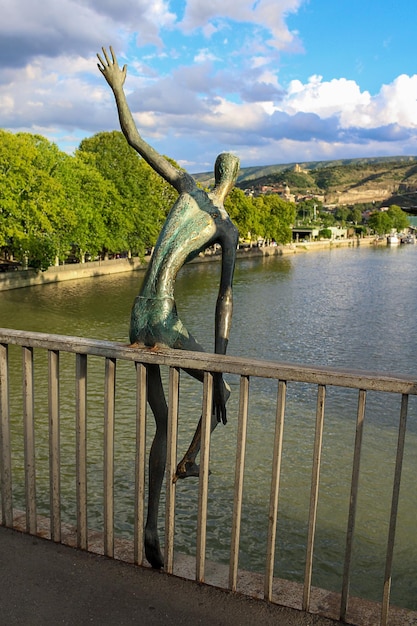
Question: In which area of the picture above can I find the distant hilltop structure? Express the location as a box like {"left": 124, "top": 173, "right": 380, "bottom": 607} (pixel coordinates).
{"left": 294, "top": 163, "right": 307, "bottom": 174}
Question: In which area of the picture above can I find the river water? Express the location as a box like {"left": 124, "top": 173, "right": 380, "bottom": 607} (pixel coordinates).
{"left": 1, "top": 244, "right": 416, "bottom": 609}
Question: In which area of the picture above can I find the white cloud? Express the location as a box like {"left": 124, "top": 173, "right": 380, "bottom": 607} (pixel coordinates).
{"left": 0, "top": 0, "right": 176, "bottom": 69}
{"left": 285, "top": 75, "right": 371, "bottom": 118}
{"left": 280, "top": 73, "right": 417, "bottom": 131}
{"left": 179, "top": 0, "right": 304, "bottom": 49}
{"left": 369, "top": 75, "right": 417, "bottom": 127}
{"left": 251, "top": 56, "right": 271, "bottom": 69}
{"left": 193, "top": 49, "right": 219, "bottom": 63}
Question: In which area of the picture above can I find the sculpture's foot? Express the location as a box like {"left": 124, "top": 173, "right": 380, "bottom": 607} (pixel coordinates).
{"left": 173, "top": 459, "right": 211, "bottom": 483}
{"left": 145, "top": 529, "right": 164, "bottom": 569}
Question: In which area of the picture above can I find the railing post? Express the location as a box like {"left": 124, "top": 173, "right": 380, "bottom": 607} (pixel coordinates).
{"left": 165, "top": 366, "right": 180, "bottom": 573}
{"left": 0, "top": 343, "right": 13, "bottom": 527}
{"left": 196, "top": 371, "right": 213, "bottom": 583}
{"left": 381, "top": 393, "right": 408, "bottom": 625}
{"left": 303, "top": 383, "right": 326, "bottom": 611}
{"left": 264, "top": 379, "right": 286, "bottom": 601}
{"left": 23, "top": 346, "right": 37, "bottom": 534}
{"left": 134, "top": 362, "right": 147, "bottom": 566}
{"left": 75, "top": 353, "right": 88, "bottom": 550}
{"left": 104, "top": 357, "right": 116, "bottom": 557}
{"left": 340, "top": 388, "right": 366, "bottom": 621}
{"left": 48, "top": 349, "right": 61, "bottom": 542}
{"left": 229, "top": 374, "right": 250, "bottom": 591}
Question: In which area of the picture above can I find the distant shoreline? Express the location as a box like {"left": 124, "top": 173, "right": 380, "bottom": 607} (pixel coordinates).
{"left": 0, "top": 237, "right": 376, "bottom": 292}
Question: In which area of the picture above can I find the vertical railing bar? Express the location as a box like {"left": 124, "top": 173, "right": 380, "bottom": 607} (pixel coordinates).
{"left": 381, "top": 393, "right": 408, "bottom": 626}
{"left": 103, "top": 357, "right": 116, "bottom": 557}
{"left": 23, "top": 346, "right": 37, "bottom": 534}
{"left": 134, "top": 362, "right": 147, "bottom": 566}
{"left": 303, "top": 383, "right": 326, "bottom": 611}
{"left": 48, "top": 349, "right": 61, "bottom": 542}
{"left": 0, "top": 343, "right": 13, "bottom": 526}
{"left": 75, "top": 353, "right": 88, "bottom": 550}
{"left": 165, "top": 366, "right": 180, "bottom": 574}
{"left": 264, "top": 379, "right": 287, "bottom": 601}
{"left": 340, "top": 388, "right": 366, "bottom": 621}
{"left": 229, "top": 374, "right": 250, "bottom": 591}
{"left": 196, "top": 371, "right": 213, "bottom": 583}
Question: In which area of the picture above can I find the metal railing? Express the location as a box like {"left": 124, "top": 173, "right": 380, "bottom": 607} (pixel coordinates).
{"left": 0, "top": 328, "right": 416, "bottom": 625}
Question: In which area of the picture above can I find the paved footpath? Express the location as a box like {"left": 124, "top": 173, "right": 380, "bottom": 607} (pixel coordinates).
{"left": 0, "top": 527, "right": 342, "bottom": 625}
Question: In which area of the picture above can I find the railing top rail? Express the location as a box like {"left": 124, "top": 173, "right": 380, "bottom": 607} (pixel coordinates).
{"left": 1, "top": 327, "right": 416, "bottom": 395}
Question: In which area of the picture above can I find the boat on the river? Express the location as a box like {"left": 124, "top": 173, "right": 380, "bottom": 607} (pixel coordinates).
{"left": 400, "top": 234, "right": 415, "bottom": 244}
{"left": 387, "top": 233, "right": 400, "bottom": 245}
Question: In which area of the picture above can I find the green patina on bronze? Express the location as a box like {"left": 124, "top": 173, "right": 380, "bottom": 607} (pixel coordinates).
{"left": 98, "top": 46, "right": 239, "bottom": 570}
{"left": 130, "top": 158, "right": 240, "bottom": 349}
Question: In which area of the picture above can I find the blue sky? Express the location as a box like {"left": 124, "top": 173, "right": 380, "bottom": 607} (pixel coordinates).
{"left": 1, "top": 0, "right": 416, "bottom": 172}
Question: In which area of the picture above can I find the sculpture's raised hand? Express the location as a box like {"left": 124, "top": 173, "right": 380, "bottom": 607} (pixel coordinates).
{"left": 97, "top": 46, "right": 127, "bottom": 91}
{"left": 213, "top": 373, "right": 228, "bottom": 425}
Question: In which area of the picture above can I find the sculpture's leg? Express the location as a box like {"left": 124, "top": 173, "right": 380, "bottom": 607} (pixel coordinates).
{"left": 174, "top": 374, "right": 230, "bottom": 482}
{"left": 144, "top": 364, "right": 168, "bottom": 569}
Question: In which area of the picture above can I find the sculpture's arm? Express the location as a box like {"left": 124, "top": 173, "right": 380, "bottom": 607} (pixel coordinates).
{"left": 215, "top": 241, "right": 236, "bottom": 356}
{"left": 97, "top": 46, "right": 191, "bottom": 192}
{"left": 212, "top": 226, "right": 239, "bottom": 423}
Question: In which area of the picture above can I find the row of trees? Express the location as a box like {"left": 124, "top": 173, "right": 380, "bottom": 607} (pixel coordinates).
{"left": 294, "top": 196, "right": 410, "bottom": 235}
{"left": 0, "top": 129, "right": 179, "bottom": 269}
{"left": 0, "top": 129, "right": 297, "bottom": 270}
{"left": 2, "top": 128, "right": 409, "bottom": 271}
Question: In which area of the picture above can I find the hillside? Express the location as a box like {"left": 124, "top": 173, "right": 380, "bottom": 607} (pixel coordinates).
{"left": 193, "top": 156, "right": 417, "bottom": 208}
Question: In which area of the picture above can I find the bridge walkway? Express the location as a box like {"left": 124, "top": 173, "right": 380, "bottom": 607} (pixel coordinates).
{"left": 0, "top": 527, "right": 341, "bottom": 625}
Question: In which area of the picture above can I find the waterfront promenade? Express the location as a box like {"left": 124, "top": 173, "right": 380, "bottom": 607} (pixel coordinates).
{"left": 0, "top": 526, "right": 342, "bottom": 625}
{"left": 0, "top": 237, "right": 374, "bottom": 292}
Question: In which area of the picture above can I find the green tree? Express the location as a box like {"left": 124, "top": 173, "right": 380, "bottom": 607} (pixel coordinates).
{"left": 260, "top": 194, "right": 296, "bottom": 243}
{"left": 368, "top": 211, "right": 392, "bottom": 235}
{"left": 0, "top": 130, "right": 71, "bottom": 269}
{"left": 297, "top": 198, "right": 322, "bottom": 223}
{"left": 319, "top": 211, "right": 335, "bottom": 227}
{"left": 78, "top": 131, "right": 178, "bottom": 253}
{"left": 387, "top": 204, "right": 409, "bottom": 231}
{"left": 319, "top": 228, "right": 332, "bottom": 239}
{"left": 54, "top": 153, "right": 127, "bottom": 261}
{"left": 225, "top": 189, "right": 295, "bottom": 243}
{"left": 224, "top": 187, "right": 256, "bottom": 240}
{"left": 348, "top": 207, "right": 363, "bottom": 225}
{"left": 334, "top": 206, "right": 350, "bottom": 224}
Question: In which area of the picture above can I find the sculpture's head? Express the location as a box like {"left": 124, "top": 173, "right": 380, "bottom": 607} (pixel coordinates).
{"left": 214, "top": 153, "right": 240, "bottom": 190}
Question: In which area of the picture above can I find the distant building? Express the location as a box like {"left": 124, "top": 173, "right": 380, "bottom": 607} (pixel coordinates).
{"left": 292, "top": 228, "right": 320, "bottom": 242}
{"left": 249, "top": 182, "right": 295, "bottom": 202}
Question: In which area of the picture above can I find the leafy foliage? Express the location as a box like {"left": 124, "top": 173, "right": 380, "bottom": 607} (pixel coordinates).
{"left": 368, "top": 211, "right": 393, "bottom": 235}
{"left": 368, "top": 205, "right": 409, "bottom": 235}
{"left": 319, "top": 228, "right": 332, "bottom": 239}
{"left": 4, "top": 128, "right": 411, "bottom": 271}
{"left": 224, "top": 188, "right": 296, "bottom": 243}
{"left": 78, "top": 131, "right": 178, "bottom": 254}
{"left": 0, "top": 129, "right": 180, "bottom": 268}
{"left": 0, "top": 131, "right": 70, "bottom": 269}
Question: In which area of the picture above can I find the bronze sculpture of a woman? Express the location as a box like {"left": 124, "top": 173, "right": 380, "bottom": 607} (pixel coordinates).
{"left": 97, "top": 46, "right": 240, "bottom": 569}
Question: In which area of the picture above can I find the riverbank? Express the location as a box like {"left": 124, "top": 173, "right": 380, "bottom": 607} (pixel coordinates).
{"left": 0, "top": 236, "right": 375, "bottom": 292}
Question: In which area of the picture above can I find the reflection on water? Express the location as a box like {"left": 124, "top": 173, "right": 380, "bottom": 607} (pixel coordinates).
{"left": 1, "top": 245, "right": 417, "bottom": 609}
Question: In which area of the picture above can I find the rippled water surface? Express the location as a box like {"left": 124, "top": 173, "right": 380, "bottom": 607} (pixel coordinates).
{"left": 1, "top": 244, "right": 416, "bottom": 609}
